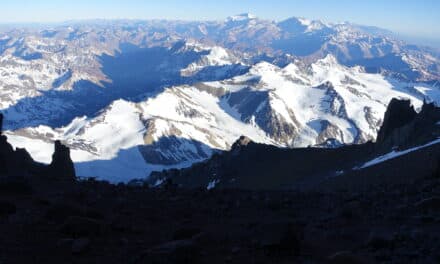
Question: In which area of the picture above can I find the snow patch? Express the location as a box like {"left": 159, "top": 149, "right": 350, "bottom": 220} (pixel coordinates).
{"left": 357, "top": 138, "right": 440, "bottom": 169}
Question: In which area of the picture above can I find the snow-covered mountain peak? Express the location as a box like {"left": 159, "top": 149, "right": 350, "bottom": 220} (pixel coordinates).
{"left": 245, "top": 61, "right": 290, "bottom": 88}
{"left": 277, "top": 16, "right": 328, "bottom": 34}
{"left": 180, "top": 44, "right": 244, "bottom": 77}
{"left": 315, "top": 54, "right": 339, "bottom": 66}
{"left": 202, "top": 46, "right": 236, "bottom": 65}
{"left": 238, "top": 56, "right": 358, "bottom": 89}
{"left": 297, "top": 17, "right": 326, "bottom": 32}
{"left": 250, "top": 61, "right": 280, "bottom": 74}
{"left": 309, "top": 54, "right": 347, "bottom": 83}
{"left": 281, "top": 63, "right": 302, "bottom": 76}
{"left": 227, "top": 13, "right": 257, "bottom": 22}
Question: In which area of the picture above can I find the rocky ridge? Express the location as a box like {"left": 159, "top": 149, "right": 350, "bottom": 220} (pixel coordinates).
{"left": 149, "top": 98, "right": 440, "bottom": 190}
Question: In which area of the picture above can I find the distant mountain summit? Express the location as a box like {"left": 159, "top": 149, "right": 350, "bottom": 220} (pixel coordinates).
{"left": 227, "top": 13, "right": 258, "bottom": 22}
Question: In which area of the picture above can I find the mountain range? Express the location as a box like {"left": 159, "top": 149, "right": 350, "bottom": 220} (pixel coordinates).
{"left": 1, "top": 14, "right": 440, "bottom": 182}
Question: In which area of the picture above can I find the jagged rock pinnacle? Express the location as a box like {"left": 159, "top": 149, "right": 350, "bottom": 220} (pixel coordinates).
{"left": 49, "top": 140, "right": 76, "bottom": 181}
{"left": 376, "top": 98, "right": 417, "bottom": 143}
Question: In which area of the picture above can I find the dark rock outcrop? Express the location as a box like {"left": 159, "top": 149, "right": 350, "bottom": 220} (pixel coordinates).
{"left": 150, "top": 98, "right": 440, "bottom": 190}
{"left": 0, "top": 113, "right": 76, "bottom": 181}
{"left": 376, "top": 99, "right": 440, "bottom": 151}
{"left": 376, "top": 98, "right": 417, "bottom": 143}
{"left": 0, "top": 113, "right": 35, "bottom": 175}
{"left": 231, "top": 135, "right": 253, "bottom": 155}
{"left": 48, "top": 140, "right": 76, "bottom": 180}
{"left": 149, "top": 136, "right": 376, "bottom": 189}
{"left": 0, "top": 134, "right": 12, "bottom": 175}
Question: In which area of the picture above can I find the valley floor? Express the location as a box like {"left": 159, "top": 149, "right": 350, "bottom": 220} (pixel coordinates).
{"left": 1, "top": 174, "right": 440, "bottom": 263}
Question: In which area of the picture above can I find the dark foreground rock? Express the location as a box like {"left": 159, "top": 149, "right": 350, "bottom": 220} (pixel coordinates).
{"left": 0, "top": 175, "right": 439, "bottom": 263}
{"left": 0, "top": 113, "right": 76, "bottom": 181}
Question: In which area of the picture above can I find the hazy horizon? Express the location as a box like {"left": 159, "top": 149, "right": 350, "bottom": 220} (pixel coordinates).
{"left": 1, "top": 0, "right": 439, "bottom": 48}
{"left": 1, "top": 17, "right": 439, "bottom": 50}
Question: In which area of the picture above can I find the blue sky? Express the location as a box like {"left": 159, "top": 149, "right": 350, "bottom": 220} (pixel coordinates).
{"left": 1, "top": 0, "right": 439, "bottom": 42}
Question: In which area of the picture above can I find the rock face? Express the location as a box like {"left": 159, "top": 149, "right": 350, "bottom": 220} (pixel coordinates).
{"left": 0, "top": 113, "right": 76, "bottom": 180}
{"left": 48, "top": 140, "right": 76, "bottom": 181}
{"left": 377, "top": 99, "right": 440, "bottom": 151}
{"left": 376, "top": 99, "right": 417, "bottom": 145}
